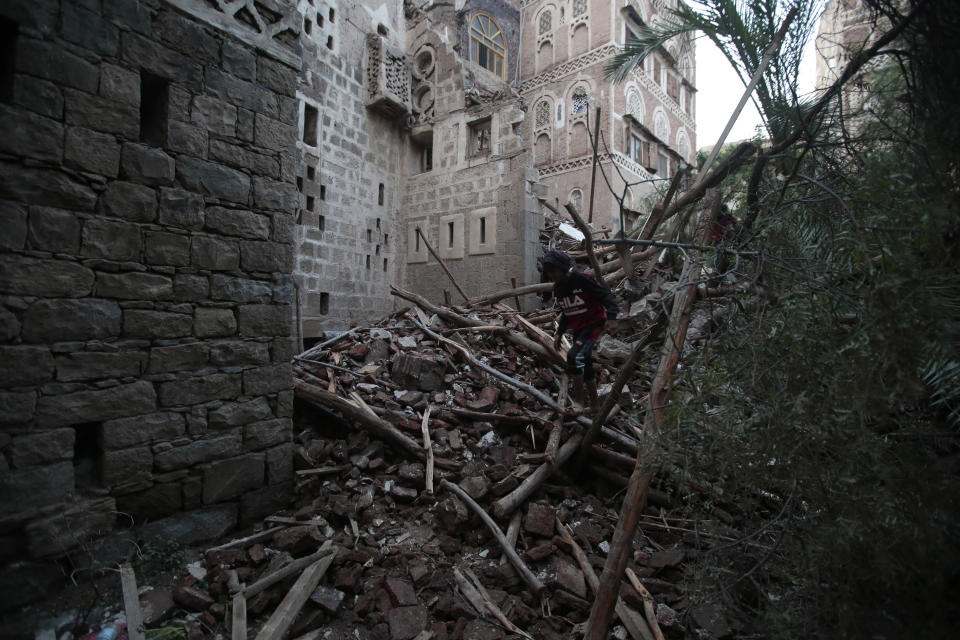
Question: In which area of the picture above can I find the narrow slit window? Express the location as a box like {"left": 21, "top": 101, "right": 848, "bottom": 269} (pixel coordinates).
{"left": 375, "top": 244, "right": 380, "bottom": 255}
{"left": 139, "top": 71, "right": 169, "bottom": 148}
{"left": 74, "top": 424, "right": 101, "bottom": 491}
{"left": 0, "top": 18, "right": 18, "bottom": 103}
{"left": 318, "top": 15, "right": 324, "bottom": 28}
{"left": 383, "top": 258, "right": 388, "bottom": 271}
{"left": 319, "top": 292, "right": 329, "bottom": 314}
{"left": 296, "top": 176, "right": 303, "bottom": 191}
{"left": 376, "top": 218, "right": 381, "bottom": 229}
{"left": 378, "top": 183, "right": 385, "bottom": 206}
{"left": 480, "top": 217, "right": 487, "bottom": 244}
{"left": 307, "top": 166, "right": 316, "bottom": 180}
{"left": 377, "top": 24, "right": 388, "bottom": 36}
{"left": 319, "top": 215, "right": 325, "bottom": 231}
{"left": 304, "top": 18, "right": 312, "bottom": 35}
{"left": 327, "top": 36, "right": 334, "bottom": 50}
{"left": 303, "top": 103, "right": 318, "bottom": 146}
{"left": 448, "top": 222, "right": 455, "bottom": 248}
{"left": 415, "top": 232, "right": 420, "bottom": 252}
{"left": 384, "top": 233, "right": 389, "bottom": 246}
{"left": 366, "top": 255, "right": 371, "bottom": 269}
{"left": 329, "top": 8, "right": 335, "bottom": 22}
{"left": 366, "top": 229, "right": 372, "bottom": 243}
{"left": 306, "top": 196, "right": 315, "bottom": 211}
{"left": 320, "top": 185, "right": 326, "bottom": 200}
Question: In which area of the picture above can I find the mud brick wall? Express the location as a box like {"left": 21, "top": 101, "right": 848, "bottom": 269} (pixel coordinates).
{"left": 0, "top": 0, "right": 298, "bottom": 606}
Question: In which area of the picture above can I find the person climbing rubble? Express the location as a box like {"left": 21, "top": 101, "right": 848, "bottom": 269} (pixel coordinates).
{"left": 542, "top": 248, "right": 620, "bottom": 413}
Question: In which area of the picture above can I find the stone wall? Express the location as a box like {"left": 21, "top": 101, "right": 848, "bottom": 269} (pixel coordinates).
{"left": 0, "top": 0, "right": 298, "bottom": 607}
{"left": 294, "top": 0, "right": 407, "bottom": 338}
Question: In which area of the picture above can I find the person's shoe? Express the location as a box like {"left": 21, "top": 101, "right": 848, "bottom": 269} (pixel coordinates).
{"left": 586, "top": 381, "right": 599, "bottom": 408}
{"left": 571, "top": 377, "right": 586, "bottom": 407}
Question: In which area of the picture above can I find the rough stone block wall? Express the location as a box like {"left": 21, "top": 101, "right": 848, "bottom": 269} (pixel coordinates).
{"left": 294, "top": 0, "right": 405, "bottom": 337}
{"left": 0, "top": 0, "right": 297, "bottom": 607}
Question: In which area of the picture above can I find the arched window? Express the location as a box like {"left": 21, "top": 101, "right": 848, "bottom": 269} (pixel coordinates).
{"left": 654, "top": 111, "right": 669, "bottom": 141}
{"left": 571, "top": 87, "right": 589, "bottom": 117}
{"left": 677, "top": 130, "right": 690, "bottom": 161}
{"left": 573, "top": 0, "right": 588, "bottom": 18}
{"left": 570, "top": 189, "right": 584, "bottom": 212}
{"left": 626, "top": 90, "right": 644, "bottom": 123}
{"left": 538, "top": 10, "right": 552, "bottom": 35}
{"left": 470, "top": 14, "right": 506, "bottom": 78}
{"left": 534, "top": 99, "right": 552, "bottom": 131}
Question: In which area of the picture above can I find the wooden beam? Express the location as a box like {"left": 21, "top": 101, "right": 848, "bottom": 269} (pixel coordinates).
{"left": 440, "top": 479, "right": 544, "bottom": 595}
{"left": 254, "top": 549, "right": 338, "bottom": 640}
{"left": 119, "top": 564, "right": 145, "bottom": 640}
{"left": 416, "top": 226, "right": 470, "bottom": 303}
{"left": 243, "top": 541, "right": 333, "bottom": 599}
{"left": 231, "top": 592, "right": 247, "bottom": 640}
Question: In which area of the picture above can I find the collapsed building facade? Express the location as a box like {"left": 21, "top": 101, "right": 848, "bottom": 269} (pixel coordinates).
{"left": 0, "top": 0, "right": 695, "bottom": 608}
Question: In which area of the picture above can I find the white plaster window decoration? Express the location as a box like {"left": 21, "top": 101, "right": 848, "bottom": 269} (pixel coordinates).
{"left": 654, "top": 111, "right": 669, "bottom": 141}
{"left": 539, "top": 10, "right": 552, "bottom": 35}
{"left": 677, "top": 130, "right": 690, "bottom": 161}
{"left": 535, "top": 99, "right": 552, "bottom": 131}
{"left": 570, "top": 189, "right": 583, "bottom": 212}
{"left": 573, "top": 0, "right": 588, "bottom": 18}
{"left": 440, "top": 213, "right": 465, "bottom": 260}
{"left": 468, "top": 207, "right": 497, "bottom": 255}
{"left": 571, "top": 88, "right": 588, "bottom": 117}
{"left": 408, "top": 222, "right": 429, "bottom": 264}
{"left": 627, "top": 90, "right": 644, "bottom": 123}
{"left": 469, "top": 13, "right": 506, "bottom": 78}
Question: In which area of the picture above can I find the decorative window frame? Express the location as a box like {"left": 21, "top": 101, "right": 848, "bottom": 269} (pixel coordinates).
{"left": 568, "top": 80, "right": 592, "bottom": 124}
{"left": 676, "top": 127, "right": 691, "bottom": 163}
{"left": 469, "top": 12, "right": 507, "bottom": 79}
{"left": 533, "top": 96, "right": 554, "bottom": 134}
{"left": 624, "top": 85, "right": 645, "bottom": 125}
{"left": 653, "top": 106, "right": 670, "bottom": 143}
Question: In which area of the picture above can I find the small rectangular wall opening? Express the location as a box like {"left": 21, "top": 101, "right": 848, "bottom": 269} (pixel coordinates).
{"left": 139, "top": 71, "right": 169, "bottom": 147}
{"left": 376, "top": 218, "right": 381, "bottom": 229}
{"left": 377, "top": 23, "right": 389, "bottom": 36}
{"left": 319, "top": 292, "right": 329, "bottom": 314}
{"left": 375, "top": 244, "right": 380, "bottom": 255}
{"left": 480, "top": 217, "right": 487, "bottom": 244}
{"left": 366, "top": 229, "right": 372, "bottom": 242}
{"left": 378, "top": 183, "right": 385, "bottom": 206}
{"left": 304, "top": 18, "right": 312, "bottom": 34}
{"left": 384, "top": 233, "right": 389, "bottom": 246}
{"left": 365, "top": 254, "right": 371, "bottom": 269}
{"left": 303, "top": 103, "right": 318, "bottom": 146}
{"left": 306, "top": 196, "right": 314, "bottom": 211}
{"left": 0, "top": 18, "right": 18, "bottom": 103}
{"left": 468, "top": 117, "right": 492, "bottom": 158}
{"left": 383, "top": 258, "right": 388, "bottom": 271}
{"left": 296, "top": 176, "right": 303, "bottom": 191}
{"left": 307, "top": 165, "right": 316, "bottom": 180}
{"left": 326, "top": 36, "right": 334, "bottom": 50}
{"left": 320, "top": 185, "right": 326, "bottom": 200}
{"left": 448, "top": 221, "right": 455, "bottom": 248}
{"left": 329, "top": 8, "right": 335, "bottom": 22}
{"left": 318, "top": 215, "right": 325, "bottom": 231}
{"left": 74, "top": 423, "right": 101, "bottom": 491}
{"left": 415, "top": 231, "right": 420, "bottom": 252}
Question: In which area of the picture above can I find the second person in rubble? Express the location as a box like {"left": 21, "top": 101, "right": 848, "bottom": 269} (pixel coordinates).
{"left": 542, "top": 248, "right": 619, "bottom": 412}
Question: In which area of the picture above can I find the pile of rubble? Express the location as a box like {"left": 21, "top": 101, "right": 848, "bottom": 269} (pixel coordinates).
{"left": 116, "top": 282, "right": 733, "bottom": 640}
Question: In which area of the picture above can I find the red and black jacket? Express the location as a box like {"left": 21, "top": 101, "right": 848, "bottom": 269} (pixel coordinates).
{"left": 554, "top": 271, "right": 619, "bottom": 333}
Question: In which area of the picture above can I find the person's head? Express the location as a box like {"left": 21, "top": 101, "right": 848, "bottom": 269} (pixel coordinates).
{"left": 542, "top": 248, "right": 572, "bottom": 283}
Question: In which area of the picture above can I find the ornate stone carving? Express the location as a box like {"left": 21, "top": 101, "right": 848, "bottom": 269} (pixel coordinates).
{"left": 519, "top": 45, "right": 618, "bottom": 93}
{"left": 539, "top": 10, "right": 552, "bottom": 35}
{"left": 534, "top": 99, "right": 552, "bottom": 131}
{"left": 165, "top": 0, "right": 300, "bottom": 67}
{"left": 365, "top": 34, "right": 412, "bottom": 117}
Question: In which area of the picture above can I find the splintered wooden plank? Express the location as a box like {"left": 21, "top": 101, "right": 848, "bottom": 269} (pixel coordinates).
{"left": 231, "top": 592, "right": 247, "bottom": 640}
{"left": 253, "top": 548, "right": 338, "bottom": 640}
{"left": 119, "top": 564, "right": 146, "bottom": 640}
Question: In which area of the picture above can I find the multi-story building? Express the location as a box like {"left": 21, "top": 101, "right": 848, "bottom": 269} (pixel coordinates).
{"left": 814, "top": 0, "right": 879, "bottom": 114}
{"left": 518, "top": 0, "right": 697, "bottom": 232}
